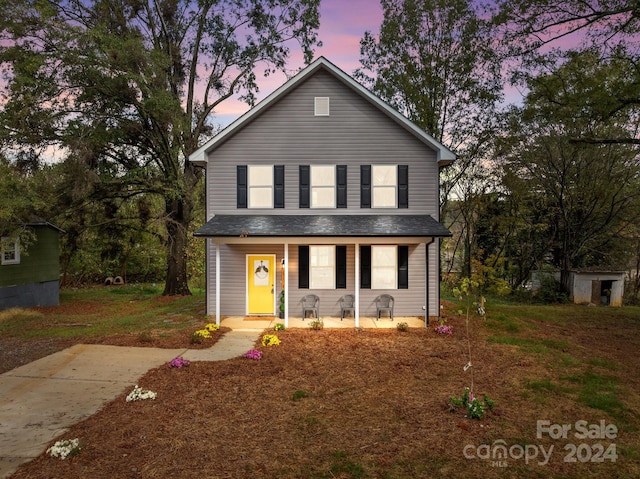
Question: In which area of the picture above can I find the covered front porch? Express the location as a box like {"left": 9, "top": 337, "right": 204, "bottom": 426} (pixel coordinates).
{"left": 195, "top": 214, "right": 451, "bottom": 329}
{"left": 219, "top": 315, "right": 427, "bottom": 330}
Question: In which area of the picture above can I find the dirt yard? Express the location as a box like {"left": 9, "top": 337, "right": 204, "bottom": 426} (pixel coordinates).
{"left": 7, "top": 306, "right": 640, "bottom": 478}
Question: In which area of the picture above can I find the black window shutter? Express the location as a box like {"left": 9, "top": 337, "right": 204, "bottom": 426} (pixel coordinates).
{"left": 299, "top": 165, "right": 310, "bottom": 208}
{"left": 398, "top": 245, "right": 409, "bottom": 289}
{"left": 274, "top": 165, "right": 285, "bottom": 208}
{"left": 337, "top": 165, "right": 347, "bottom": 208}
{"left": 298, "top": 245, "right": 309, "bottom": 289}
{"left": 398, "top": 165, "right": 408, "bottom": 208}
{"left": 336, "top": 245, "right": 347, "bottom": 289}
{"left": 237, "top": 165, "right": 247, "bottom": 208}
{"left": 360, "top": 245, "right": 371, "bottom": 289}
{"left": 360, "top": 165, "right": 371, "bottom": 208}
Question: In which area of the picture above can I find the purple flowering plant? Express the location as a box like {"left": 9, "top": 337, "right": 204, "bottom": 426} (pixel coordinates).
{"left": 434, "top": 323, "right": 453, "bottom": 335}
{"left": 243, "top": 349, "right": 263, "bottom": 360}
{"left": 169, "top": 356, "right": 190, "bottom": 368}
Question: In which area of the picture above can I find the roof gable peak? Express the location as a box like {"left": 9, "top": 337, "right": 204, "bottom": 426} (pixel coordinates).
{"left": 189, "top": 56, "right": 455, "bottom": 166}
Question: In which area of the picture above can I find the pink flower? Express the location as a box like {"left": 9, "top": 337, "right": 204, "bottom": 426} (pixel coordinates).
{"left": 169, "top": 356, "right": 190, "bottom": 368}
{"left": 243, "top": 349, "right": 263, "bottom": 360}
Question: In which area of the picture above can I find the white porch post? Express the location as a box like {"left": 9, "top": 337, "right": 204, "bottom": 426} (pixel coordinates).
{"left": 355, "top": 242, "right": 360, "bottom": 328}
{"left": 215, "top": 242, "right": 221, "bottom": 326}
{"left": 284, "top": 243, "right": 289, "bottom": 328}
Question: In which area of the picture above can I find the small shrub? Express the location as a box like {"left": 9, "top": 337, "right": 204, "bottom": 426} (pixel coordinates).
{"left": 261, "top": 334, "right": 281, "bottom": 346}
{"left": 309, "top": 320, "right": 323, "bottom": 330}
{"left": 449, "top": 387, "right": 494, "bottom": 419}
{"left": 242, "top": 349, "right": 263, "bottom": 360}
{"left": 434, "top": 323, "right": 453, "bottom": 335}
{"left": 191, "top": 329, "right": 211, "bottom": 344}
{"left": 168, "top": 356, "right": 190, "bottom": 368}
{"left": 0, "top": 308, "right": 43, "bottom": 325}
{"left": 535, "top": 275, "right": 569, "bottom": 304}
{"left": 47, "top": 438, "right": 82, "bottom": 460}
{"left": 137, "top": 331, "right": 154, "bottom": 343}
{"left": 204, "top": 323, "right": 219, "bottom": 332}
{"left": 274, "top": 322, "right": 286, "bottom": 331}
{"left": 292, "top": 390, "right": 308, "bottom": 401}
{"left": 396, "top": 321, "right": 409, "bottom": 332}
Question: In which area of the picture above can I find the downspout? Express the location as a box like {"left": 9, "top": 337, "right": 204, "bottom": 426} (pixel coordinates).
{"left": 355, "top": 242, "right": 360, "bottom": 328}
{"left": 215, "top": 241, "right": 221, "bottom": 325}
{"left": 425, "top": 238, "right": 434, "bottom": 327}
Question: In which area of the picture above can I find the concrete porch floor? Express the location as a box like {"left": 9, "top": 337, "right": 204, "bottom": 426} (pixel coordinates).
{"left": 220, "top": 315, "right": 429, "bottom": 330}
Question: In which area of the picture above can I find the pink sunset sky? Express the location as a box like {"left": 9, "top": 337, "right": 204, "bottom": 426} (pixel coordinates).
{"left": 213, "top": 0, "right": 384, "bottom": 126}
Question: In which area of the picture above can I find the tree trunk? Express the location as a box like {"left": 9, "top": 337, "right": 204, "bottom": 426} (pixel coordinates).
{"left": 162, "top": 162, "right": 200, "bottom": 295}
{"left": 163, "top": 199, "right": 191, "bottom": 296}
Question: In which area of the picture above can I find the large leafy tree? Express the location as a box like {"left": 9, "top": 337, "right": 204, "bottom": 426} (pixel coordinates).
{"left": 494, "top": 0, "right": 640, "bottom": 54}
{"left": 0, "top": 0, "right": 320, "bottom": 295}
{"left": 498, "top": 50, "right": 640, "bottom": 292}
{"left": 355, "top": 0, "right": 504, "bottom": 278}
{"left": 494, "top": 0, "right": 640, "bottom": 145}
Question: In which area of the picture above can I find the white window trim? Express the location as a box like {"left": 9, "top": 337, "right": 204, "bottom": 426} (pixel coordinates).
{"left": 371, "top": 245, "right": 397, "bottom": 289}
{"left": 1, "top": 237, "right": 20, "bottom": 265}
{"left": 314, "top": 97, "right": 330, "bottom": 116}
{"left": 372, "top": 165, "right": 397, "bottom": 208}
{"left": 310, "top": 245, "right": 335, "bottom": 289}
{"left": 310, "top": 165, "right": 336, "bottom": 208}
{"left": 248, "top": 165, "right": 273, "bottom": 208}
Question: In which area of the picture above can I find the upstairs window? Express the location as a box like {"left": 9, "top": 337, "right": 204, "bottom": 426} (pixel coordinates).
{"left": 372, "top": 165, "right": 396, "bottom": 208}
{"left": 360, "top": 165, "right": 408, "bottom": 209}
{"left": 300, "top": 165, "right": 347, "bottom": 208}
{"left": 237, "top": 165, "right": 284, "bottom": 208}
{"left": 311, "top": 165, "right": 335, "bottom": 208}
{"left": 1, "top": 237, "right": 20, "bottom": 265}
{"left": 248, "top": 165, "right": 273, "bottom": 208}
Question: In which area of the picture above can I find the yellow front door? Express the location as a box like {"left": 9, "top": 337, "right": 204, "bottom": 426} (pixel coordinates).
{"left": 247, "top": 255, "right": 275, "bottom": 315}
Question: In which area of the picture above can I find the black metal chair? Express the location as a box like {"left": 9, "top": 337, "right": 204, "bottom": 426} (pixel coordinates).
{"left": 375, "top": 294, "right": 394, "bottom": 320}
{"left": 339, "top": 294, "right": 355, "bottom": 320}
{"left": 301, "top": 294, "right": 320, "bottom": 319}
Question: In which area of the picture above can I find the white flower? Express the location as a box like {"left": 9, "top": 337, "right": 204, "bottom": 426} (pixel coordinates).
{"left": 47, "top": 438, "right": 81, "bottom": 459}
{"left": 126, "top": 385, "right": 157, "bottom": 402}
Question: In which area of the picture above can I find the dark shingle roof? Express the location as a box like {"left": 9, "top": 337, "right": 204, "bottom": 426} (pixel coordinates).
{"left": 195, "top": 215, "right": 451, "bottom": 238}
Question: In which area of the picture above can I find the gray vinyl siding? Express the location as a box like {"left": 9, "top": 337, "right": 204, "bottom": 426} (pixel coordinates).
{"left": 205, "top": 70, "right": 439, "bottom": 219}
{"left": 206, "top": 242, "right": 429, "bottom": 318}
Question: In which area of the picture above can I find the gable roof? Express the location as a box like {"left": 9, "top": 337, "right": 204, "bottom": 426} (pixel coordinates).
{"left": 189, "top": 56, "right": 456, "bottom": 166}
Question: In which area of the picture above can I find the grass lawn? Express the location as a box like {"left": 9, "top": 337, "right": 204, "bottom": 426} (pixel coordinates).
{"left": 0, "top": 284, "right": 207, "bottom": 340}
{"left": 5, "top": 288, "right": 640, "bottom": 478}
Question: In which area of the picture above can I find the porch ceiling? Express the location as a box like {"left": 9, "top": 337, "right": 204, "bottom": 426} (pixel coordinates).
{"left": 194, "top": 214, "right": 451, "bottom": 239}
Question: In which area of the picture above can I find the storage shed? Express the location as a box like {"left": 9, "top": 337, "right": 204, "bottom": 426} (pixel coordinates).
{"left": 0, "top": 222, "right": 64, "bottom": 310}
{"left": 569, "top": 270, "right": 626, "bottom": 307}
{"left": 531, "top": 270, "right": 626, "bottom": 306}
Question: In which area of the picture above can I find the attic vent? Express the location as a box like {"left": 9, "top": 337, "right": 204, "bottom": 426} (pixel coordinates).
{"left": 314, "top": 97, "right": 330, "bottom": 116}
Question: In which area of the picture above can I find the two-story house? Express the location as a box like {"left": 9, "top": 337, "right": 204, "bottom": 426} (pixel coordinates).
{"left": 190, "top": 57, "right": 454, "bottom": 328}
